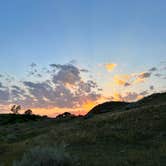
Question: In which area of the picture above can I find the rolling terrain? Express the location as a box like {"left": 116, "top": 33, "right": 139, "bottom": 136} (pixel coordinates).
{"left": 0, "top": 92, "right": 166, "bottom": 166}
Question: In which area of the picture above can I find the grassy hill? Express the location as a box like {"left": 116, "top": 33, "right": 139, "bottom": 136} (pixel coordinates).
{"left": 86, "top": 92, "right": 166, "bottom": 116}
{"left": 0, "top": 92, "right": 166, "bottom": 166}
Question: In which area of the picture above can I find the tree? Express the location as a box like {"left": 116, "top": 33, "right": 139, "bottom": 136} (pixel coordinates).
{"left": 11, "top": 105, "right": 21, "bottom": 114}
{"left": 24, "top": 109, "right": 33, "bottom": 115}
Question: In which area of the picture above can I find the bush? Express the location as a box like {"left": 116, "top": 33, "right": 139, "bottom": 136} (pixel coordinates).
{"left": 13, "top": 146, "right": 73, "bottom": 166}
{"left": 24, "top": 109, "right": 33, "bottom": 115}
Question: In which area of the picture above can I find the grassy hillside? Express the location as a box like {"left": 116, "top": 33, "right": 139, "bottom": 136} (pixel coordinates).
{"left": 87, "top": 92, "right": 166, "bottom": 116}
{"left": 0, "top": 93, "right": 166, "bottom": 166}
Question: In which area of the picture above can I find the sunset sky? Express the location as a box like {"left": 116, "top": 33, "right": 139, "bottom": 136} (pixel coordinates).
{"left": 0, "top": 0, "right": 166, "bottom": 116}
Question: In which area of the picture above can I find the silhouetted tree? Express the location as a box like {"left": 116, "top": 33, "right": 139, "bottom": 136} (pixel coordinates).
{"left": 24, "top": 109, "right": 33, "bottom": 115}
{"left": 11, "top": 105, "right": 21, "bottom": 114}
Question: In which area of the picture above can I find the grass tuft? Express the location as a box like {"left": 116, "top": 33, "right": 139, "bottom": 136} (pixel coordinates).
{"left": 13, "top": 145, "right": 74, "bottom": 166}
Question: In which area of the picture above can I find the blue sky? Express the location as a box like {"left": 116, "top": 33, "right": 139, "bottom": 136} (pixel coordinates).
{"left": 0, "top": 0, "right": 166, "bottom": 115}
{"left": 0, "top": 0, "right": 166, "bottom": 74}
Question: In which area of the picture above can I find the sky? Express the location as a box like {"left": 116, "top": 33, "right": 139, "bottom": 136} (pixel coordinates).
{"left": 0, "top": 0, "right": 166, "bottom": 116}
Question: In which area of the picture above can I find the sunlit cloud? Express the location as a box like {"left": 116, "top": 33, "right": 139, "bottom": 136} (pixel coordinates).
{"left": 123, "top": 92, "right": 142, "bottom": 101}
{"left": 0, "top": 62, "right": 165, "bottom": 116}
{"left": 105, "top": 63, "right": 117, "bottom": 72}
{"left": 133, "top": 72, "right": 151, "bottom": 84}
{"left": 113, "top": 72, "right": 152, "bottom": 86}
{"left": 111, "top": 91, "right": 147, "bottom": 102}
{"left": 112, "top": 92, "right": 123, "bottom": 101}
{"left": 0, "top": 63, "right": 102, "bottom": 116}
{"left": 137, "top": 72, "right": 151, "bottom": 79}
{"left": 113, "top": 74, "right": 131, "bottom": 86}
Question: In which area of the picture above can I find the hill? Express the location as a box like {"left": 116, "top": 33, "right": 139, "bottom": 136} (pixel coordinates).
{"left": 86, "top": 101, "right": 129, "bottom": 117}
{"left": 0, "top": 92, "right": 166, "bottom": 166}
{"left": 86, "top": 92, "right": 166, "bottom": 116}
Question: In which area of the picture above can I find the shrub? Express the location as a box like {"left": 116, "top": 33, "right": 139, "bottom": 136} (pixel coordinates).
{"left": 24, "top": 109, "right": 33, "bottom": 115}
{"left": 13, "top": 146, "right": 73, "bottom": 166}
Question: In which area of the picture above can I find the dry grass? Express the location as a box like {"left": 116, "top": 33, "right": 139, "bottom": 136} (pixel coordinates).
{"left": 0, "top": 103, "right": 166, "bottom": 166}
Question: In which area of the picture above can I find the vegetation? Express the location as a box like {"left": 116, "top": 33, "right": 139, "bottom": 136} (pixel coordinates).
{"left": 0, "top": 114, "right": 46, "bottom": 125}
{"left": 56, "top": 112, "right": 76, "bottom": 120}
{"left": 0, "top": 92, "right": 165, "bottom": 166}
{"left": 24, "top": 110, "right": 33, "bottom": 115}
{"left": 10, "top": 105, "right": 21, "bottom": 114}
{"left": 13, "top": 146, "right": 74, "bottom": 166}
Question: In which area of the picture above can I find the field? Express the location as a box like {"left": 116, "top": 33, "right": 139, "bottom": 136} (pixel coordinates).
{"left": 0, "top": 93, "right": 166, "bottom": 166}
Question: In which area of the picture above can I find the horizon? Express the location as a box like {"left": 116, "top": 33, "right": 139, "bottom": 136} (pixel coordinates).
{"left": 1, "top": 91, "right": 165, "bottom": 118}
{"left": 0, "top": 0, "right": 166, "bottom": 117}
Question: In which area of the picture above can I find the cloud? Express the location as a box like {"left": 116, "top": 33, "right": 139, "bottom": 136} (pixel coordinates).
{"left": 0, "top": 82, "right": 5, "bottom": 88}
{"left": 80, "top": 69, "right": 89, "bottom": 72}
{"left": 114, "top": 79, "right": 130, "bottom": 87}
{"left": 139, "top": 90, "right": 149, "bottom": 96}
{"left": 0, "top": 89, "right": 10, "bottom": 101}
{"left": 111, "top": 92, "right": 140, "bottom": 102}
{"left": 105, "top": 63, "right": 117, "bottom": 72}
{"left": 133, "top": 72, "right": 151, "bottom": 84}
{"left": 30, "top": 63, "right": 37, "bottom": 68}
{"left": 124, "top": 91, "right": 149, "bottom": 101}
{"left": 112, "top": 91, "right": 149, "bottom": 102}
{"left": 149, "top": 67, "right": 157, "bottom": 72}
{"left": 112, "top": 92, "right": 123, "bottom": 101}
{"left": 52, "top": 64, "right": 81, "bottom": 85}
{"left": 113, "top": 71, "right": 152, "bottom": 87}
{"left": 138, "top": 72, "right": 151, "bottom": 79}
{"left": 28, "top": 63, "right": 39, "bottom": 77}
{"left": 154, "top": 73, "right": 162, "bottom": 77}
{"left": 149, "top": 85, "right": 154, "bottom": 90}
{"left": 123, "top": 92, "right": 141, "bottom": 101}
{"left": 0, "top": 63, "right": 102, "bottom": 115}
{"left": 0, "top": 62, "right": 164, "bottom": 115}
{"left": 113, "top": 74, "right": 131, "bottom": 87}
{"left": 15, "top": 64, "right": 101, "bottom": 111}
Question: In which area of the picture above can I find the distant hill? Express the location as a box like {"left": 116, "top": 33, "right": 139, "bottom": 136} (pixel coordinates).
{"left": 86, "top": 92, "right": 166, "bottom": 117}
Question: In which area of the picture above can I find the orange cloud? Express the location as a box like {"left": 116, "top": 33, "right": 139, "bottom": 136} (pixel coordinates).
{"left": 133, "top": 77, "right": 145, "bottom": 84}
{"left": 112, "top": 92, "right": 123, "bottom": 101}
{"left": 113, "top": 71, "right": 151, "bottom": 86}
{"left": 105, "top": 63, "right": 117, "bottom": 72}
{"left": 133, "top": 72, "right": 151, "bottom": 84}
{"left": 113, "top": 74, "right": 131, "bottom": 86}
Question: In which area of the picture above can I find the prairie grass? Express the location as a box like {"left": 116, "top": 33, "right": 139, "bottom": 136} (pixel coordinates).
{"left": 0, "top": 103, "right": 166, "bottom": 166}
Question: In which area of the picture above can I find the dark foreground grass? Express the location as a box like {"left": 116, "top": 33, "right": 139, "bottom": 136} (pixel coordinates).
{"left": 0, "top": 104, "right": 166, "bottom": 166}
